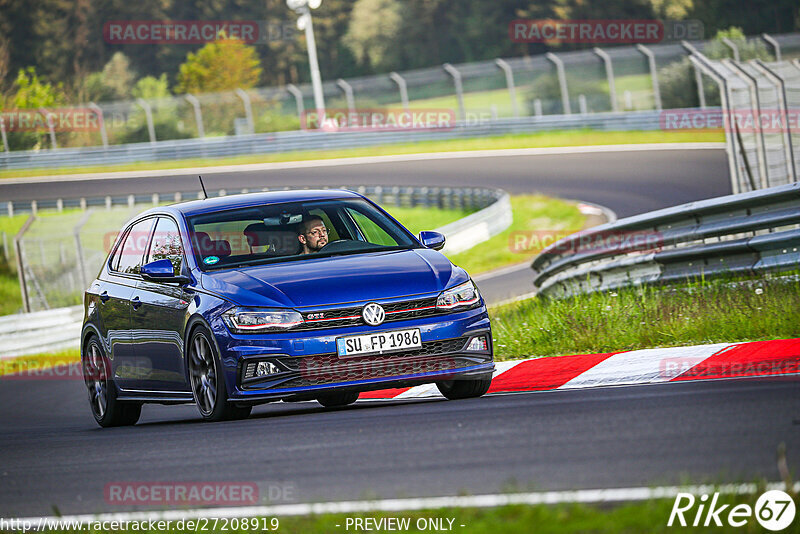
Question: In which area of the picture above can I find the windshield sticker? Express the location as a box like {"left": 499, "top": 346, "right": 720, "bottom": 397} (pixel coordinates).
{"left": 203, "top": 256, "right": 220, "bottom": 265}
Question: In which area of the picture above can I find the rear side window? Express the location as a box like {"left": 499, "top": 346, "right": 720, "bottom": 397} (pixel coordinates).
{"left": 146, "top": 217, "right": 184, "bottom": 274}
{"left": 113, "top": 218, "right": 155, "bottom": 275}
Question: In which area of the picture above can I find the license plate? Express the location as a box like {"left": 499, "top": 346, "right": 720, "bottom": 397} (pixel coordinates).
{"left": 336, "top": 328, "right": 422, "bottom": 358}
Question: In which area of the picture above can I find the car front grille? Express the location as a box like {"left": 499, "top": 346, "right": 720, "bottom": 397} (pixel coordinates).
{"left": 295, "top": 297, "right": 442, "bottom": 331}
{"left": 244, "top": 336, "right": 478, "bottom": 389}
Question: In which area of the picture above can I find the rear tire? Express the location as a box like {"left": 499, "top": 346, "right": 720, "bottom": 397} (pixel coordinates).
{"left": 317, "top": 391, "right": 359, "bottom": 408}
{"left": 436, "top": 377, "right": 492, "bottom": 400}
{"left": 188, "top": 325, "right": 252, "bottom": 422}
{"left": 83, "top": 336, "right": 142, "bottom": 428}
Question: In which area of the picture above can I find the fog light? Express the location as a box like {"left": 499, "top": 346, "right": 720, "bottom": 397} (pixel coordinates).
{"left": 466, "top": 336, "right": 488, "bottom": 352}
{"left": 256, "top": 361, "right": 281, "bottom": 376}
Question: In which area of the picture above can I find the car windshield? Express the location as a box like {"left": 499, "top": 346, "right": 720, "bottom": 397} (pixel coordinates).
{"left": 186, "top": 198, "right": 419, "bottom": 270}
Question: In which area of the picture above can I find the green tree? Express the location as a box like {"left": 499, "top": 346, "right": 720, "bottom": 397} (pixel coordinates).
{"left": 132, "top": 74, "right": 171, "bottom": 100}
{"left": 80, "top": 52, "right": 136, "bottom": 102}
{"left": 12, "top": 66, "right": 65, "bottom": 108}
{"left": 6, "top": 66, "right": 66, "bottom": 150}
{"left": 175, "top": 38, "right": 262, "bottom": 94}
{"left": 343, "top": 0, "right": 403, "bottom": 71}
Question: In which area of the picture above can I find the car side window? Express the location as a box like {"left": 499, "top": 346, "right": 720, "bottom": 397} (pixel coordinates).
{"left": 114, "top": 218, "right": 155, "bottom": 275}
{"left": 146, "top": 217, "right": 184, "bottom": 274}
{"left": 345, "top": 208, "right": 398, "bottom": 246}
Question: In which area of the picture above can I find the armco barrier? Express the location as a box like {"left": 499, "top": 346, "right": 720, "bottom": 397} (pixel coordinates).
{"left": 532, "top": 182, "right": 800, "bottom": 297}
{"left": 1, "top": 185, "right": 511, "bottom": 355}
{"left": 0, "top": 111, "right": 669, "bottom": 172}
{"left": 0, "top": 306, "right": 83, "bottom": 359}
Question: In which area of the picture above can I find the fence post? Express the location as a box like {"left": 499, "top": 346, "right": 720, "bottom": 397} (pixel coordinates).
{"left": 726, "top": 60, "right": 770, "bottom": 188}
{"left": 88, "top": 102, "right": 109, "bottom": 149}
{"left": 683, "top": 41, "right": 707, "bottom": 109}
{"left": 593, "top": 47, "right": 618, "bottom": 112}
{"left": 389, "top": 72, "right": 410, "bottom": 112}
{"left": 73, "top": 210, "right": 91, "bottom": 290}
{"left": 6, "top": 201, "right": 13, "bottom": 217}
{"left": 721, "top": 37, "right": 740, "bottom": 62}
{"left": 545, "top": 52, "right": 571, "bottom": 115}
{"left": 336, "top": 79, "right": 355, "bottom": 114}
{"left": 688, "top": 54, "right": 740, "bottom": 194}
{"left": 234, "top": 89, "right": 255, "bottom": 135}
{"left": 578, "top": 95, "right": 588, "bottom": 114}
{"left": 761, "top": 33, "right": 781, "bottom": 61}
{"left": 136, "top": 98, "right": 157, "bottom": 144}
{"left": 753, "top": 60, "right": 797, "bottom": 183}
{"left": 14, "top": 214, "right": 35, "bottom": 313}
{"left": 184, "top": 94, "right": 205, "bottom": 138}
{"left": 636, "top": 44, "right": 662, "bottom": 111}
{"left": 442, "top": 63, "right": 466, "bottom": 121}
{"left": 286, "top": 84, "right": 305, "bottom": 124}
{"left": 0, "top": 116, "right": 9, "bottom": 153}
{"left": 38, "top": 108, "right": 57, "bottom": 149}
{"left": 494, "top": 59, "right": 519, "bottom": 118}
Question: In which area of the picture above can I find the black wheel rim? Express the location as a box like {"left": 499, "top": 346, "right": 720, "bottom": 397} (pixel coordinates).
{"left": 84, "top": 342, "right": 108, "bottom": 419}
{"left": 189, "top": 333, "right": 217, "bottom": 416}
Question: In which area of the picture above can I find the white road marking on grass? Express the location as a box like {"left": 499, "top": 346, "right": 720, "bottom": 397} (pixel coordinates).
{"left": 7, "top": 482, "right": 796, "bottom": 526}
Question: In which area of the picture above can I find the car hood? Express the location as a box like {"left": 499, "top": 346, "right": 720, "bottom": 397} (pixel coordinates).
{"left": 199, "top": 248, "right": 468, "bottom": 308}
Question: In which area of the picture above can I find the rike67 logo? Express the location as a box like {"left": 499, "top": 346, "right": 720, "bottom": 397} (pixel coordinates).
{"left": 668, "top": 490, "right": 796, "bottom": 531}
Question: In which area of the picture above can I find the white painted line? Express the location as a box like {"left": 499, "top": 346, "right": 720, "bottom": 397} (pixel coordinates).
{"left": 7, "top": 482, "right": 796, "bottom": 526}
{"left": 559, "top": 343, "right": 732, "bottom": 389}
{"left": 1, "top": 143, "right": 725, "bottom": 185}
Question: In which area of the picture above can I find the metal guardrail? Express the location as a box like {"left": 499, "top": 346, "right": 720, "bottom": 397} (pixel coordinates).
{"left": 0, "top": 306, "right": 83, "bottom": 359}
{"left": 0, "top": 185, "right": 511, "bottom": 356}
{"left": 532, "top": 182, "right": 800, "bottom": 297}
{"left": 0, "top": 111, "right": 670, "bottom": 172}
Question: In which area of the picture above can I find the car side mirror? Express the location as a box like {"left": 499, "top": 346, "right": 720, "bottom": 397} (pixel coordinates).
{"left": 141, "top": 259, "right": 191, "bottom": 284}
{"left": 418, "top": 231, "right": 446, "bottom": 251}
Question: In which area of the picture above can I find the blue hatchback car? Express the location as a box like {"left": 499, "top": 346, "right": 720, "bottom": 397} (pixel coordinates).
{"left": 81, "top": 189, "right": 494, "bottom": 426}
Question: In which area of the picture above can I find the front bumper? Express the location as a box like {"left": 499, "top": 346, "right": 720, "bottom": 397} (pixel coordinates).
{"left": 214, "top": 305, "right": 493, "bottom": 402}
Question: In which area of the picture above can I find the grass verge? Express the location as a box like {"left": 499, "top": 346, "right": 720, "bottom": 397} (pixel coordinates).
{"left": 0, "top": 129, "right": 724, "bottom": 179}
{"left": 490, "top": 275, "right": 800, "bottom": 360}
{"left": 4, "top": 487, "right": 792, "bottom": 533}
{"left": 448, "top": 195, "right": 585, "bottom": 275}
{"left": 0, "top": 349, "right": 80, "bottom": 378}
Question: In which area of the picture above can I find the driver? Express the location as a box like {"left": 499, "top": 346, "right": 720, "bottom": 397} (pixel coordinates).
{"left": 297, "top": 215, "right": 329, "bottom": 254}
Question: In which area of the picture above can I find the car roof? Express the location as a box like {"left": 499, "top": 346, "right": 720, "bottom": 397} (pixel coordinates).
{"left": 137, "top": 189, "right": 364, "bottom": 219}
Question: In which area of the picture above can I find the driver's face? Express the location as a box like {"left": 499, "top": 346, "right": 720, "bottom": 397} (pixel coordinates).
{"left": 302, "top": 221, "right": 328, "bottom": 251}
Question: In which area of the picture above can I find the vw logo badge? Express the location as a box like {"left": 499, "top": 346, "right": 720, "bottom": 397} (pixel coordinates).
{"left": 362, "top": 303, "right": 385, "bottom": 326}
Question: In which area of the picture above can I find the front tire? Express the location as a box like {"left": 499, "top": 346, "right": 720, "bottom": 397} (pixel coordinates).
{"left": 317, "top": 391, "right": 359, "bottom": 408}
{"left": 83, "top": 336, "right": 141, "bottom": 427}
{"left": 436, "top": 377, "right": 492, "bottom": 400}
{"left": 188, "top": 325, "right": 251, "bottom": 422}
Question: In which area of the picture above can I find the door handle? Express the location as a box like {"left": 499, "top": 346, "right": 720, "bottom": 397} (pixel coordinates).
{"left": 131, "top": 296, "right": 142, "bottom": 310}
{"left": 99, "top": 291, "right": 110, "bottom": 303}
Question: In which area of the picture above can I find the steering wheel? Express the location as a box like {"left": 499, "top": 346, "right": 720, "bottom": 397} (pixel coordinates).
{"left": 319, "top": 239, "right": 351, "bottom": 252}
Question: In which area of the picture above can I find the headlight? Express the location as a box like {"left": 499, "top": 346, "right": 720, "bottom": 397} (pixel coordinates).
{"left": 222, "top": 308, "right": 304, "bottom": 333}
{"left": 436, "top": 280, "right": 481, "bottom": 310}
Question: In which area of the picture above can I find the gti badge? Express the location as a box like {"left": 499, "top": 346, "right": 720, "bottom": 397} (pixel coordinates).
{"left": 362, "top": 303, "right": 385, "bottom": 326}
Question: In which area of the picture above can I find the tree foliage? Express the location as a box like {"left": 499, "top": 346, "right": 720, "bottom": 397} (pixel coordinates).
{"left": 175, "top": 38, "right": 262, "bottom": 94}
{"left": 343, "top": 0, "right": 403, "bottom": 71}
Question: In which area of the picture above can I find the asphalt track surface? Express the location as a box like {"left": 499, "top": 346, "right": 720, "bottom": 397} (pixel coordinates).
{"left": 0, "top": 147, "right": 732, "bottom": 304}
{"left": 0, "top": 377, "right": 797, "bottom": 517}
{"left": 4, "top": 147, "right": 787, "bottom": 519}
